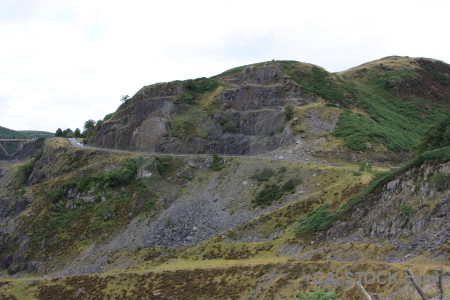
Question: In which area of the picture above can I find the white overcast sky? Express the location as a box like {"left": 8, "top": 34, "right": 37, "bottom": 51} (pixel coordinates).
{"left": 1, "top": 0, "right": 450, "bottom": 132}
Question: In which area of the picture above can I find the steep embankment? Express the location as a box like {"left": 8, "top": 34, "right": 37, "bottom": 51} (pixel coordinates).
{"left": 88, "top": 57, "right": 449, "bottom": 165}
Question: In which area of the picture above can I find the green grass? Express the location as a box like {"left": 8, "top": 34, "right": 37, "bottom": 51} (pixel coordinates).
{"left": 294, "top": 204, "right": 338, "bottom": 233}
{"left": 283, "top": 65, "right": 348, "bottom": 105}
{"left": 333, "top": 88, "right": 448, "bottom": 152}
{"left": 292, "top": 289, "right": 339, "bottom": 300}
{"left": 174, "top": 77, "right": 220, "bottom": 105}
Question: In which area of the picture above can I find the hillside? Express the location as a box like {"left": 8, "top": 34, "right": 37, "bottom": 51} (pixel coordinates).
{"left": 0, "top": 57, "right": 449, "bottom": 299}
{"left": 89, "top": 56, "right": 449, "bottom": 164}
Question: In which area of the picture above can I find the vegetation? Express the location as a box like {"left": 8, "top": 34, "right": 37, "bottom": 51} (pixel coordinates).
{"left": 219, "top": 117, "right": 239, "bottom": 133}
{"left": 155, "top": 156, "right": 173, "bottom": 177}
{"left": 429, "top": 172, "right": 450, "bottom": 191}
{"left": 17, "top": 151, "right": 42, "bottom": 185}
{"left": 399, "top": 205, "right": 413, "bottom": 216}
{"left": 416, "top": 115, "right": 450, "bottom": 153}
{"left": 251, "top": 168, "right": 275, "bottom": 182}
{"left": 253, "top": 184, "right": 283, "bottom": 206}
{"left": 294, "top": 204, "right": 338, "bottom": 233}
{"left": 174, "top": 77, "right": 220, "bottom": 105}
{"left": 282, "top": 178, "right": 301, "bottom": 192}
{"left": 166, "top": 120, "right": 197, "bottom": 137}
{"left": 77, "top": 159, "right": 138, "bottom": 192}
{"left": 284, "top": 65, "right": 348, "bottom": 105}
{"left": 210, "top": 154, "right": 224, "bottom": 171}
{"left": 358, "top": 160, "right": 372, "bottom": 172}
{"left": 292, "top": 289, "right": 339, "bottom": 300}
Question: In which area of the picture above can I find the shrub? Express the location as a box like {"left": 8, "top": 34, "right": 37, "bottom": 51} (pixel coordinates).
{"left": 251, "top": 168, "right": 275, "bottom": 182}
{"left": 210, "top": 154, "right": 224, "bottom": 171}
{"left": 294, "top": 204, "right": 337, "bottom": 233}
{"left": 253, "top": 184, "right": 283, "bottom": 206}
{"left": 399, "top": 205, "right": 413, "bottom": 216}
{"left": 282, "top": 178, "right": 301, "bottom": 192}
{"left": 48, "top": 188, "right": 66, "bottom": 203}
{"left": 155, "top": 157, "right": 173, "bottom": 177}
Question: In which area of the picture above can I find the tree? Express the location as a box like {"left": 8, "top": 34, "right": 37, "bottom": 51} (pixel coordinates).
{"left": 62, "top": 128, "right": 73, "bottom": 138}
{"left": 74, "top": 128, "right": 81, "bottom": 138}
{"left": 121, "top": 95, "right": 130, "bottom": 103}
{"left": 55, "top": 128, "right": 63, "bottom": 137}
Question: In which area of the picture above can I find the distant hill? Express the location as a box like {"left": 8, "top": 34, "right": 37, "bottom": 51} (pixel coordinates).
{"left": 0, "top": 125, "right": 53, "bottom": 159}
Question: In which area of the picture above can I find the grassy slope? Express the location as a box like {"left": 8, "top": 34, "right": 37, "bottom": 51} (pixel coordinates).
{"left": 281, "top": 57, "right": 450, "bottom": 152}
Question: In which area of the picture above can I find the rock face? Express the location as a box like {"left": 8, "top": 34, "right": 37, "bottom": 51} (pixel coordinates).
{"left": 90, "top": 63, "right": 316, "bottom": 154}
{"left": 324, "top": 160, "right": 450, "bottom": 260}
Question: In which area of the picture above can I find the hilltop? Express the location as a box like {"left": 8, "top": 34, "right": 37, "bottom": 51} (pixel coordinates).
{"left": 88, "top": 56, "right": 449, "bottom": 165}
{"left": 0, "top": 57, "right": 449, "bottom": 299}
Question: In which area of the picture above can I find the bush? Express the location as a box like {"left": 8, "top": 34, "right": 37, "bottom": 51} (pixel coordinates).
{"left": 210, "top": 154, "right": 224, "bottom": 171}
{"left": 282, "top": 178, "right": 301, "bottom": 192}
{"left": 253, "top": 184, "right": 283, "bottom": 206}
{"left": 251, "top": 168, "right": 275, "bottom": 182}
{"left": 399, "top": 205, "right": 413, "bottom": 216}
{"left": 294, "top": 204, "right": 337, "bottom": 233}
{"left": 48, "top": 188, "right": 66, "bottom": 203}
{"left": 155, "top": 157, "right": 172, "bottom": 177}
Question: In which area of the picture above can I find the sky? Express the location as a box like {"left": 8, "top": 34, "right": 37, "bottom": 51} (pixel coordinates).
{"left": 1, "top": 0, "right": 450, "bottom": 132}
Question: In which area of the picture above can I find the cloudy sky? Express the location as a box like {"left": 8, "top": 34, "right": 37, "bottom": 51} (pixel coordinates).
{"left": 1, "top": 0, "right": 449, "bottom": 132}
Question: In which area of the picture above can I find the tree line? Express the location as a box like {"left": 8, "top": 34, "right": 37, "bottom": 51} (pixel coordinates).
{"left": 55, "top": 113, "right": 113, "bottom": 143}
